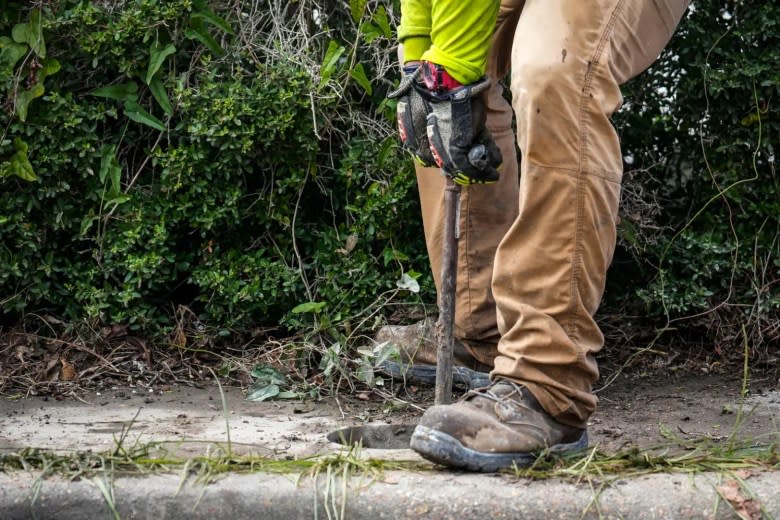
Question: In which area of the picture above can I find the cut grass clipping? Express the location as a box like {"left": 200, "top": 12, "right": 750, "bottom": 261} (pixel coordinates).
{"left": 2, "top": 435, "right": 778, "bottom": 481}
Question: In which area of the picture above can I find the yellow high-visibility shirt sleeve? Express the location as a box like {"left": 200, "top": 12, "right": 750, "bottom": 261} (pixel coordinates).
{"left": 398, "top": 1, "right": 499, "bottom": 85}
{"left": 398, "top": 0, "right": 432, "bottom": 63}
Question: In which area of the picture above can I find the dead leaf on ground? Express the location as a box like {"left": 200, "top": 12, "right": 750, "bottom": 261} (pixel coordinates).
{"left": 127, "top": 336, "right": 152, "bottom": 366}
{"left": 15, "top": 344, "right": 33, "bottom": 363}
{"left": 60, "top": 358, "right": 77, "bottom": 381}
{"left": 717, "top": 479, "right": 762, "bottom": 520}
{"left": 42, "top": 315, "right": 65, "bottom": 325}
{"left": 45, "top": 355, "right": 60, "bottom": 381}
{"left": 733, "top": 469, "right": 756, "bottom": 481}
{"left": 172, "top": 327, "right": 187, "bottom": 349}
{"left": 101, "top": 323, "right": 128, "bottom": 340}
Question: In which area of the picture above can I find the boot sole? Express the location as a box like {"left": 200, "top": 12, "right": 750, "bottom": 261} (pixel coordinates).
{"left": 410, "top": 425, "right": 589, "bottom": 473}
{"left": 378, "top": 361, "right": 490, "bottom": 389}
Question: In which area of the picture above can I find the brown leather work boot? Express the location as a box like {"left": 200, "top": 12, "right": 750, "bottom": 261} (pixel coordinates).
{"left": 410, "top": 379, "right": 588, "bottom": 472}
{"left": 373, "top": 321, "right": 492, "bottom": 389}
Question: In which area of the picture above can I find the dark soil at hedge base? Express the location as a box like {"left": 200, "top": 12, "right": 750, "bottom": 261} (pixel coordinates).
{"left": 1, "top": 370, "right": 778, "bottom": 459}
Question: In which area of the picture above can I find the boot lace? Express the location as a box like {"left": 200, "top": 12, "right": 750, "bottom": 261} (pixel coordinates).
{"left": 463, "top": 378, "right": 527, "bottom": 405}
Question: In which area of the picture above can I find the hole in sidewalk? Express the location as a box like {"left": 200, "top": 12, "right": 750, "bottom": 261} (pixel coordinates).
{"left": 327, "top": 424, "right": 416, "bottom": 449}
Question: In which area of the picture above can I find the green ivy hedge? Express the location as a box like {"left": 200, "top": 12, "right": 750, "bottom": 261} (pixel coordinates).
{"left": 1, "top": 0, "right": 777, "bottom": 359}
{"left": 0, "top": 1, "right": 430, "bottom": 343}
{"left": 609, "top": 0, "right": 779, "bottom": 353}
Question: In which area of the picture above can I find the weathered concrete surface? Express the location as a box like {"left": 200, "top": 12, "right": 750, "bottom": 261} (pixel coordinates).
{"left": 0, "top": 386, "right": 341, "bottom": 459}
{"left": 2, "top": 376, "right": 778, "bottom": 457}
{"left": 1, "top": 469, "right": 779, "bottom": 519}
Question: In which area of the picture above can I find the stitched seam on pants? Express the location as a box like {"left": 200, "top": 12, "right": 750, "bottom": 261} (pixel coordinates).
{"left": 523, "top": 161, "right": 622, "bottom": 183}
{"left": 454, "top": 188, "right": 474, "bottom": 337}
{"left": 567, "top": 0, "right": 626, "bottom": 339}
{"left": 462, "top": 188, "right": 475, "bottom": 336}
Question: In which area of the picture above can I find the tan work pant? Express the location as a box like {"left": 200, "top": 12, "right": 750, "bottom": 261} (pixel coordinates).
{"left": 415, "top": 0, "right": 690, "bottom": 428}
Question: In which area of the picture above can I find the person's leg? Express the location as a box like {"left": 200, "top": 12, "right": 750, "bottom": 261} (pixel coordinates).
{"left": 414, "top": 81, "right": 518, "bottom": 366}
{"left": 492, "top": 0, "right": 691, "bottom": 429}
{"left": 393, "top": 6, "right": 522, "bottom": 367}
{"left": 411, "top": 0, "right": 690, "bottom": 471}
{"left": 376, "top": 5, "right": 522, "bottom": 388}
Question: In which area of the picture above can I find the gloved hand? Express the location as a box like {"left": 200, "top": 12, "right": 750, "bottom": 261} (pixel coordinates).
{"left": 423, "top": 64, "right": 502, "bottom": 185}
{"left": 387, "top": 64, "right": 436, "bottom": 167}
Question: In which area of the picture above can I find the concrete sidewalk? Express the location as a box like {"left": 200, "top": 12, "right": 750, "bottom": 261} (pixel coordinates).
{"left": 2, "top": 468, "right": 780, "bottom": 519}
{"left": 1, "top": 375, "right": 779, "bottom": 519}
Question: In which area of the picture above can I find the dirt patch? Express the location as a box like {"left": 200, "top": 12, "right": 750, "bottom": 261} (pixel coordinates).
{"left": 3, "top": 321, "right": 777, "bottom": 459}
{"left": 591, "top": 370, "right": 780, "bottom": 451}
{"left": 1, "top": 369, "right": 777, "bottom": 461}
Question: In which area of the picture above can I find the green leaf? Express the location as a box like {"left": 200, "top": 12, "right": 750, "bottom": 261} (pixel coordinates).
{"left": 319, "top": 41, "right": 345, "bottom": 87}
{"left": 245, "top": 384, "right": 280, "bottom": 402}
{"left": 123, "top": 100, "right": 165, "bottom": 131}
{"left": 355, "top": 362, "right": 374, "bottom": 385}
{"left": 90, "top": 82, "right": 139, "bottom": 102}
{"left": 79, "top": 210, "right": 97, "bottom": 237}
{"left": 28, "top": 8, "right": 45, "bottom": 58}
{"left": 349, "top": 63, "right": 372, "bottom": 95}
{"left": 350, "top": 0, "right": 367, "bottom": 22}
{"left": 246, "top": 364, "right": 291, "bottom": 401}
{"left": 15, "top": 83, "right": 44, "bottom": 122}
{"left": 0, "top": 36, "right": 28, "bottom": 74}
{"left": 377, "top": 137, "right": 395, "bottom": 168}
{"left": 8, "top": 57, "right": 58, "bottom": 121}
{"left": 0, "top": 138, "right": 36, "bottom": 182}
{"left": 291, "top": 301, "right": 326, "bottom": 314}
{"left": 373, "top": 6, "right": 392, "bottom": 38}
{"left": 383, "top": 246, "right": 409, "bottom": 265}
{"left": 191, "top": 11, "right": 234, "bottom": 35}
{"left": 146, "top": 43, "right": 176, "bottom": 85}
{"left": 740, "top": 111, "right": 761, "bottom": 127}
{"left": 185, "top": 26, "right": 224, "bottom": 56}
{"left": 39, "top": 58, "right": 60, "bottom": 81}
{"left": 149, "top": 76, "right": 173, "bottom": 115}
{"left": 11, "top": 8, "right": 45, "bottom": 58}
{"left": 250, "top": 365, "right": 288, "bottom": 386}
{"left": 372, "top": 342, "right": 401, "bottom": 367}
{"left": 99, "top": 145, "right": 122, "bottom": 196}
{"left": 359, "top": 22, "right": 382, "bottom": 44}
{"left": 105, "top": 193, "right": 130, "bottom": 207}
{"left": 358, "top": 7, "right": 391, "bottom": 43}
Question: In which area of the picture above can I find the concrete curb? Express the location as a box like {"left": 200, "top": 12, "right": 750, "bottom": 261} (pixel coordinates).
{"left": 2, "top": 469, "right": 778, "bottom": 519}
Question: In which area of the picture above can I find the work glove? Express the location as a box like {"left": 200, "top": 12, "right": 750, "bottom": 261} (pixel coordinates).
{"left": 387, "top": 64, "right": 436, "bottom": 167}
{"left": 423, "top": 64, "right": 502, "bottom": 185}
